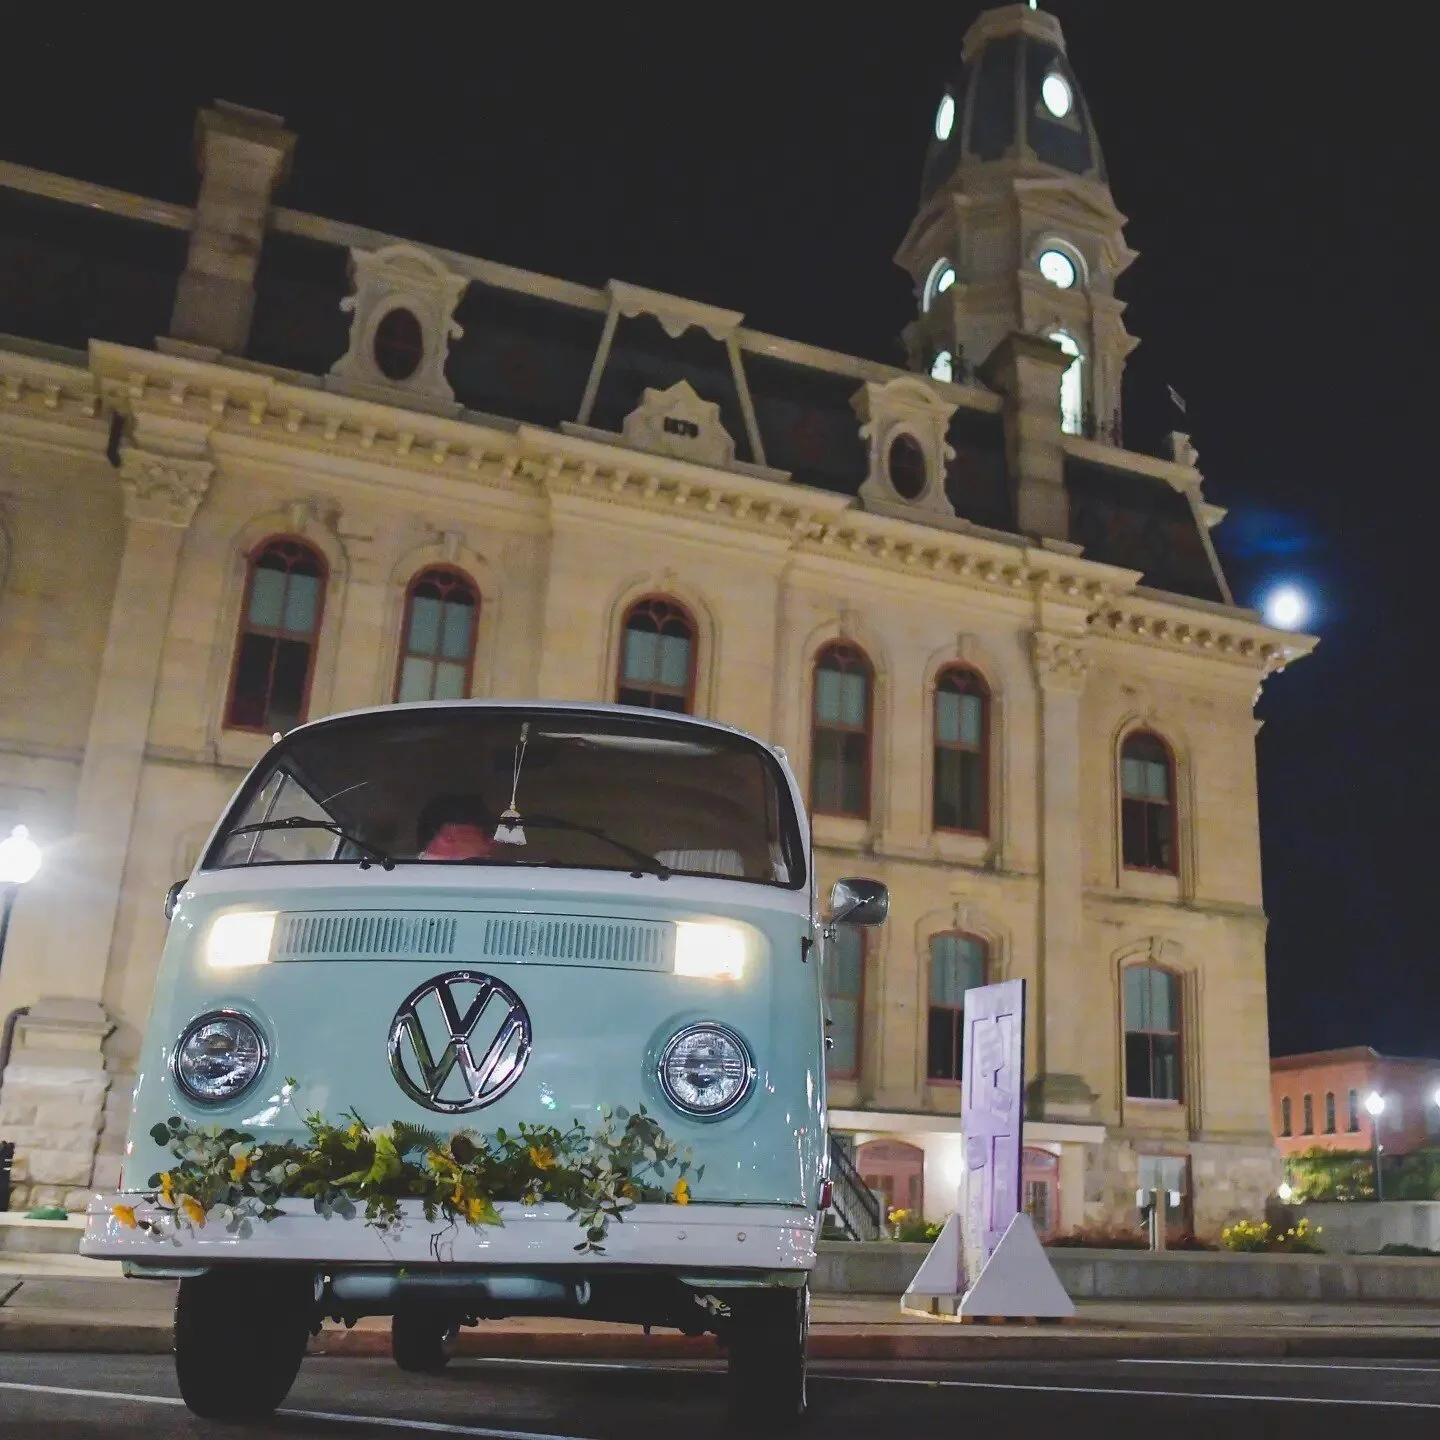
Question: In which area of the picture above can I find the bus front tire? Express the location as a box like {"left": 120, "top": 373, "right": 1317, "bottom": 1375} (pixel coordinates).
{"left": 727, "top": 1284, "right": 809, "bottom": 1424}
{"left": 174, "top": 1269, "right": 311, "bottom": 1420}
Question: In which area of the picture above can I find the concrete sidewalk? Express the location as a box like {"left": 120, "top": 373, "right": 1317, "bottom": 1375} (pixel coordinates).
{"left": 4, "top": 1253, "right": 1440, "bottom": 1360}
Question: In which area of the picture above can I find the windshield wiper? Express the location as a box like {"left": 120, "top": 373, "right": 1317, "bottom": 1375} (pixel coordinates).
{"left": 227, "top": 817, "right": 396, "bottom": 870}
{"left": 522, "top": 816, "right": 671, "bottom": 879}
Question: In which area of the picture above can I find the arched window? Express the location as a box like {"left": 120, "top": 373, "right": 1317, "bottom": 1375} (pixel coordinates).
{"left": 1302, "top": 1093, "right": 1314, "bottom": 1135}
{"left": 824, "top": 925, "right": 865, "bottom": 1081}
{"left": 1324, "top": 1091, "right": 1337, "bottom": 1134}
{"left": 1347, "top": 1089, "right": 1361, "bottom": 1133}
{"left": 226, "top": 537, "right": 326, "bottom": 734}
{"left": 1123, "top": 965, "right": 1181, "bottom": 1101}
{"left": 1121, "top": 731, "right": 1176, "bottom": 873}
{"left": 811, "top": 642, "right": 872, "bottom": 818}
{"left": 934, "top": 667, "right": 989, "bottom": 835}
{"left": 617, "top": 597, "right": 695, "bottom": 712}
{"left": 927, "top": 933, "right": 987, "bottom": 1084}
{"left": 394, "top": 567, "right": 479, "bottom": 703}
{"left": 1049, "top": 330, "right": 1085, "bottom": 435}
{"left": 1280, "top": 1096, "right": 1292, "bottom": 1137}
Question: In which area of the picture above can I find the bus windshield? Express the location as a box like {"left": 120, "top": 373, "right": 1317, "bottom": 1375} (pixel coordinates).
{"left": 204, "top": 707, "right": 806, "bottom": 889}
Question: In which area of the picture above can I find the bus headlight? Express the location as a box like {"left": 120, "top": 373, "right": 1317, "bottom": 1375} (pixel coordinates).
{"left": 173, "top": 1011, "right": 267, "bottom": 1104}
{"left": 205, "top": 911, "right": 276, "bottom": 970}
{"left": 659, "top": 1024, "right": 754, "bottom": 1118}
{"left": 673, "top": 922, "right": 746, "bottom": 981}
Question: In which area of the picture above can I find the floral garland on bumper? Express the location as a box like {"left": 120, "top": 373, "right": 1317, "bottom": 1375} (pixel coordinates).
{"left": 112, "top": 1105, "right": 699, "bottom": 1254}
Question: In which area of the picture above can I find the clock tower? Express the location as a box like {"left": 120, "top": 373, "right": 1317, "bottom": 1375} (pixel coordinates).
{"left": 896, "top": 3, "right": 1138, "bottom": 443}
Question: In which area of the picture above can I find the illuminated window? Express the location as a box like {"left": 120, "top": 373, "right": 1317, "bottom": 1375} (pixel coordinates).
{"left": 811, "top": 642, "right": 872, "bottom": 818}
{"left": 825, "top": 925, "right": 865, "bottom": 1080}
{"left": 933, "top": 667, "right": 988, "bottom": 834}
{"left": 1049, "top": 330, "right": 1085, "bottom": 435}
{"left": 934, "top": 93, "right": 955, "bottom": 142}
{"left": 1041, "top": 72, "right": 1073, "bottom": 119}
{"left": 1121, "top": 731, "right": 1177, "bottom": 872}
{"left": 226, "top": 538, "right": 326, "bottom": 734}
{"left": 930, "top": 350, "right": 954, "bottom": 382}
{"left": 923, "top": 259, "right": 956, "bottom": 313}
{"left": 395, "top": 568, "right": 478, "bottom": 703}
{"left": 927, "top": 933, "right": 987, "bottom": 1083}
{"left": 617, "top": 597, "right": 695, "bottom": 713}
{"left": 1038, "top": 249, "right": 1077, "bottom": 289}
{"left": 1124, "top": 965, "right": 1182, "bottom": 1101}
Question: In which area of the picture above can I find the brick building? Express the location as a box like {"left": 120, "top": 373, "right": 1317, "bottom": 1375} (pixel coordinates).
{"left": 1272, "top": 1049, "right": 1440, "bottom": 1161}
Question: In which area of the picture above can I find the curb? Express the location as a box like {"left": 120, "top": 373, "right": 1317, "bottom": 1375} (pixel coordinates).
{"left": 3, "top": 1321, "right": 1438, "bottom": 1362}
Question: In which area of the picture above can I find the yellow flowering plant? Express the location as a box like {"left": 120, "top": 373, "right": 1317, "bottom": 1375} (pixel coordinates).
{"left": 120, "top": 1102, "right": 700, "bottom": 1254}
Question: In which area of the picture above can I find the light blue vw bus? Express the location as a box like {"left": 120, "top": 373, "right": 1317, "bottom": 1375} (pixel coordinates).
{"left": 81, "top": 702, "right": 887, "bottom": 1423}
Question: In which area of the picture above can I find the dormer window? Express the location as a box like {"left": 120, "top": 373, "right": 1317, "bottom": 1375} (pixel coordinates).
{"left": 1041, "top": 72, "right": 1073, "bottom": 119}
{"left": 930, "top": 350, "right": 954, "bottom": 383}
{"left": 372, "top": 307, "right": 424, "bottom": 381}
{"left": 922, "top": 260, "right": 956, "bottom": 313}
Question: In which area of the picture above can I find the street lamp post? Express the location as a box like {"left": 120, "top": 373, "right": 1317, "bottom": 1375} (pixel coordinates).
{"left": 0, "top": 825, "right": 42, "bottom": 980}
{"left": 1364, "top": 1091, "right": 1386, "bottom": 1203}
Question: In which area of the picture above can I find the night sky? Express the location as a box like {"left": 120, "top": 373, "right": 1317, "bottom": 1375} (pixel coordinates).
{"left": 3, "top": 6, "right": 1435, "bottom": 1057}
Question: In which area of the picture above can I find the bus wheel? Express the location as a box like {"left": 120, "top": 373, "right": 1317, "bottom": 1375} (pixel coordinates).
{"left": 392, "top": 1309, "right": 459, "bottom": 1372}
{"left": 728, "top": 1284, "right": 808, "bottom": 1424}
{"left": 174, "top": 1269, "right": 311, "bottom": 1420}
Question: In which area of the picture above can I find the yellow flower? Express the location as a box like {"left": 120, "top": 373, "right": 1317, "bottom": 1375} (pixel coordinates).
{"left": 230, "top": 1153, "right": 251, "bottom": 1182}
{"left": 464, "top": 1195, "right": 486, "bottom": 1224}
{"left": 111, "top": 1204, "right": 137, "bottom": 1229}
{"left": 159, "top": 1172, "right": 174, "bottom": 1204}
{"left": 451, "top": 1183, "right": 464, "bottom": 1206}
{"left": 528, "top": 1146, "right": 556, "bottom": 1171}
{"left": 179, "top": 1196, "right": 206, "bottom": 1228}
{"left": 673, "top": 1178, "right": 690, "bottom": 1206}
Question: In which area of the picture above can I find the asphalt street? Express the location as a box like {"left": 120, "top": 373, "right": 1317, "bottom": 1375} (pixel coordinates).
{"left": 4, "top": 1352, "right": 1440, "bottom": 1438}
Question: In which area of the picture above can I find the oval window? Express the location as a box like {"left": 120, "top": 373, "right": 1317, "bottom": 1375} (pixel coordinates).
{"left": 888, "top": 434, "right": 928, "bottom": 501}
{"left": 373, "top": 307, "right": 425, "bottom": 382}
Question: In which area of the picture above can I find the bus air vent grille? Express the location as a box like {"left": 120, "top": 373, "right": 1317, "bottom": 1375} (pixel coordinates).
{"left": 275, "top": 912, "right": 458, "bottom": 960}
{"left": 480, "top": 916, "right": 671, "bottom": 970}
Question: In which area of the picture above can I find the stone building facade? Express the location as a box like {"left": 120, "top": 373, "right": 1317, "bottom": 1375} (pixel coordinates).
{"left": 0, "top": 6, "right": 1310, "bottom": 1231}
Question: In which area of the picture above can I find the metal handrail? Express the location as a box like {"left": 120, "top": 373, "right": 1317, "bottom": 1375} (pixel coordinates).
{"left": 827, "top": 1134, "right": 883, "bottom": 1241}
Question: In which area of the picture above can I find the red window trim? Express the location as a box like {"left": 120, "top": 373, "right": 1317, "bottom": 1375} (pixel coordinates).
{"left": 1120, "top": 728, "right": 1179, "bottom": 875}
{"left": 224, "top": 534, "right": 328, "bottom": 736}
{"left": 932, "top": 664, "right": 991, "bottom": 837}
{"left": 926, "top": 929, "right": 989, "bottom": 1087}
{"left": 392, "top": 565, "right": 481, "bottom": 703}
{"left": 1122, "top": 961, "right": 1184, "bottom": 1104}
{"left": 810, "top": 640, "right": 873, "bottom": 820}
{"left": 824, "top": 926, "right": 866, "bottom": 1082}
{"left": 615, "top": 594, "right": 698, "bottom": 714}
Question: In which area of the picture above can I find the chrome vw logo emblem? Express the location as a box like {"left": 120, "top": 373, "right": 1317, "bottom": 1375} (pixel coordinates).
{"left": 388, "top": 970, "right": 532, "bottom": 1114}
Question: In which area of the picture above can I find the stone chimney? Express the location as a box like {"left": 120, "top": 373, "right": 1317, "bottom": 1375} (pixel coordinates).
{"left": 167, "top": 101, "right": 296, "bottom": 356}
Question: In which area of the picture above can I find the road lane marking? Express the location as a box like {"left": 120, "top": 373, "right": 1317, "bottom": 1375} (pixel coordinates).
{"left": 818, "top": 1373, "right": 1440, "bottom": 1409}
{"left": 0, "top": 1382, "right": 594, "bottom": 1439}
{"left": 1120, "top": 1359, "right": 1440, "bottom": 1375}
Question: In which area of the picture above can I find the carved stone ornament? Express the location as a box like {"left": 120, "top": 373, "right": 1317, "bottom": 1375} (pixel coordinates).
{"left": 1030, "top": 631, "right": 1089, "bottom": 692}
{"left": 118, "top": 450, "right": 214, "bottom": 527}
{"left": 852, "top": 376, "right": 958, "bottom": 518}
{"left": 621, "top": 380, "right": 736, "bottom": 469}
{"left": 327, "top": 244, "right": 468, "bottom": 414}
{"left": 1167, "top": 430, "right": 1200, "bottom": 469}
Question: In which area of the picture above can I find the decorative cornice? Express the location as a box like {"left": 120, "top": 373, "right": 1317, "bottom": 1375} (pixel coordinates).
{"left": 118, "top": 449, "right": 213, "bottom": 527}
{"left": 0, "top": 349, "right": 100, "bottom": 419}
{"left": 1089, "top": 594, "right": 1316, "bottom": 677}
{"left": 1031, "top": 631, "right": 1090, "bottom": 693}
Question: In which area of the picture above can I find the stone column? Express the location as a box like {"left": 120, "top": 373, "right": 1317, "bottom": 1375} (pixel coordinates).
{"left": 1, "top": 450, "right": 211, "bottom": 1205}
{"left": 978, "top": 333, "right": 1073, "bottom": 543}
{"left": 1028, "top": 632, "right": 1097, "bottom": 1120}
{"left": 169, "top": 103, "right": 295, "bottom": 355}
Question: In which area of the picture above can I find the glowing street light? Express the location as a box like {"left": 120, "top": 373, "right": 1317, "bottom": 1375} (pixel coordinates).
{"left": 1364, "top": 1091, "right": 1386, "bottom": 1203}
{"left": 1262, "top": 584, "right": 1310, "bottom": 631}
{"left": 1277, "top": 1181, "right": 1294, "bottom": 1203}
{"left": 0, "top": 824, "right": 43, "bottom": 979}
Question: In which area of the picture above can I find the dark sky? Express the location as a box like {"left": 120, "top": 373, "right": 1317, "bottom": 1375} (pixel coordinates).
{"left": 4, "top": 6, "right": 1435, "bottom": 1057}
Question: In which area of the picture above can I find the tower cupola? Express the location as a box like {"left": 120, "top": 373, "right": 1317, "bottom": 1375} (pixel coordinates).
{"left": 897, "top": 4, "right": 1137, "bottom": 446}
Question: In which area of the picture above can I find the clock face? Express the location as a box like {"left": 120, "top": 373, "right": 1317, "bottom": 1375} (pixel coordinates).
{"left": 1041, "top": 72, "right": 1073, "bottom": 118}
{"left": 1038, "top": 249, "right": 1077, "bottom": 289}
{"left": 935, "top": 93, "right": 956, "bottom": 142}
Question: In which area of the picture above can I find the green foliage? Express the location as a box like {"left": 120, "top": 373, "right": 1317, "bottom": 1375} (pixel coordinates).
{"left": 121, "top": 1103, "right": 698, "bottom": 1254}
{"left": 1285, "top": 1147, "right": 1440, "bottom": 1204}
{"left": 886, "top": 1208, "right": 943, "bottom": 1243}
{"left": 1222, "top": 1217, "right": 1322, "bottom": 1253}
{"left": 1377, "top": 1242, "right": 1440, "bottom": 1257}
{"left": 1047, "top": 1224, "right": 1149, "bottom": 1250}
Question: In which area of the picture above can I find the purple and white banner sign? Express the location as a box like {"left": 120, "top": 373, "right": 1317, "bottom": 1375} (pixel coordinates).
{"left": 959, "top": 978, "right": 1025, "bottom": 1286}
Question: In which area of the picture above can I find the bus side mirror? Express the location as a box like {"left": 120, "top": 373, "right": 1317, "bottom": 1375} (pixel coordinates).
{"left": 829, "top": 877, "right": 889, "bottom": 927}
{"left": 164, "top": 880, "right": 185, "bottom": 922}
